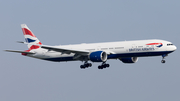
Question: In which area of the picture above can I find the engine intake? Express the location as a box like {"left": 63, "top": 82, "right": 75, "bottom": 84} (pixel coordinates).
{"left": 120, "top": 57, "right": 138, "bottom": 63}
{"left": 89, "top": 51, "right": 107, "bottom": 62}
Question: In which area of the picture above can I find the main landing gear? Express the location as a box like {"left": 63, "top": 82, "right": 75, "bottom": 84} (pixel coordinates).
{"left": 161, "top": 54, "right": 168, "bottom": 63}
{"left": 80, "top": 62, "right": 110, "bottom": 69}
{"left": 98, "top": 62, "right": 110, "bottom": 69}
{"left": 80, "top": 62, "right": 92, "bottom": 69}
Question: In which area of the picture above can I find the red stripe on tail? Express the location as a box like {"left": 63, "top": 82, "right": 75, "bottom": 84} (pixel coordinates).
{"left": 22, "top": 45, "right": 40, "bottom": 56}
{"left": 22, "top": 28, "right": 36, "bottom": 37}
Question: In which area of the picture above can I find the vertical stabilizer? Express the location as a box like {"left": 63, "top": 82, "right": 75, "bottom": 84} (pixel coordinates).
{"left": 21, "top": 24, "right": 42, "bottom": 50}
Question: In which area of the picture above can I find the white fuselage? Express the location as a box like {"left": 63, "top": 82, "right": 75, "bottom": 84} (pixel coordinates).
{"left": 27, "top": 39, "right": 177, "bottom": 62}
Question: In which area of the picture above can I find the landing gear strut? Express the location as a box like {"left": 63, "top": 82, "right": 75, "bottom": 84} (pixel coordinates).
{"left": 98, "top": 62, "right": 110, "bottom": 69}
{"left": 161, "top": 54, "right": 168, "bottom": 63}
{"left": 80, "top": 62, "right": 92, "bottom": 69}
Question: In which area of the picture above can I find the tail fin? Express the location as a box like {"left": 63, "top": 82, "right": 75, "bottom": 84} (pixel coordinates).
{"left": 21, "top": 24, "right": 42, "bottom": 50}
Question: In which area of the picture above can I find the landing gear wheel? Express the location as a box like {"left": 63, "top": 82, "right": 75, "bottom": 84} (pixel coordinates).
{"left": 80, "top": 62, "right": 92, "bottom": 69}
{"left": 84, "top": 64, "right": 89, "bottom": 67}
{"left": 98, "top": 62, "right": 110, "bottom": 69}
{"left": 98, "top": 66, "right": 103, "bottom": 69}
{"left": 161, "top": 60, "right": 166, "bottom": 63}
{"left": 80, "top": 65, "right": 85, "bottom": 69}
{"left": 89, "top": 63, "right": 92, "bottom": 67}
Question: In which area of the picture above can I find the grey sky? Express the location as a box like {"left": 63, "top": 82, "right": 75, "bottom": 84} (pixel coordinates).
{"left": 1, "top": 0, "right": 180, "bottom": 101}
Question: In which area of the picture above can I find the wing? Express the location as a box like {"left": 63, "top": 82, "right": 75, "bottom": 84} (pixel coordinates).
{"left": 41, "top": 45, "right": 90, "bottom": 55}
{"left": 5, "top": 50, "right": 34, "bottom": 54}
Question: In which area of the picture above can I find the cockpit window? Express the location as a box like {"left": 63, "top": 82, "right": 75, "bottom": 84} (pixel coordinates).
{"left": 167, "top": 44, "right": 173, "bottom": 46}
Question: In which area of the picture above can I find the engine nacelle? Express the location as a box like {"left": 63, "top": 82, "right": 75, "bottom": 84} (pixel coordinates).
{"left": 120, "top": 57, "right": 138, "bottom": 63}
{"left": 89, "top": 51, "right": 107, "bottom": 62}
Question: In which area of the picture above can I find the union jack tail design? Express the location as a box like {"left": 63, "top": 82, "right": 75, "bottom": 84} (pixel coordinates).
{"left": 21, "top": 24, "right": 42, "bottom": 51}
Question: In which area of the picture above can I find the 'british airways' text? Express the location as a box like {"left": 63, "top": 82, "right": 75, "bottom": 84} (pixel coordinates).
{"left": 129, "top": 48, "right": 155, "bottom": 52}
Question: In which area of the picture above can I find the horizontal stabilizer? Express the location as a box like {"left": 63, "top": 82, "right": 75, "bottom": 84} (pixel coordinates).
{"left": 16, "top": 41, "right": 35, "bottom": 45}
{"left": 17, "top": 41, "right": 26, "bottom": 44}
{"left": 4, "top": 50, "right": 34, "bottom": 54}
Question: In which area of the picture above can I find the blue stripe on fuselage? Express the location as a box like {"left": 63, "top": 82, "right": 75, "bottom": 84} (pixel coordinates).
{"left": 108, "top": 51, "right": 173, "bottom": 59}
{"left": 157, "top": 44, "right": 163, "bottom": 47}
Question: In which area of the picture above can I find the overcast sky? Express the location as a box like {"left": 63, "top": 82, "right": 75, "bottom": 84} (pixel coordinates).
{"left": 1, "top": 0, "right": 180, "bottom": 101}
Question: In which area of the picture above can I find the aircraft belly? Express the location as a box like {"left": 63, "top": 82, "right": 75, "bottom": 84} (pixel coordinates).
{"left": 108, "top": 51, "right": 173, "bottom": 59}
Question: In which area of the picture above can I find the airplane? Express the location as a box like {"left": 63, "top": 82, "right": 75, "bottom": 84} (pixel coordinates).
{"left": 5, "top": 24, "right": 177, "bottom": 69}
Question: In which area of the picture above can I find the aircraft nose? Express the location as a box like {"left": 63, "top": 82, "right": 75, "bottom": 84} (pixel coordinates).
{"left": 173, "top": 45, "right": 177, "bottom": 51}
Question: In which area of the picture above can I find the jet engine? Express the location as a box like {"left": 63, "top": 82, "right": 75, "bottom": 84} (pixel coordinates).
{"left": 89, "top": 51, "right": 107, "bottom": 62}
{"left": 120, "top": 57, "right": 138, "bottom": 63}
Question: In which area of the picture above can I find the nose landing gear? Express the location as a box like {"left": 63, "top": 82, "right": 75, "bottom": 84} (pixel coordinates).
{"left": 161, "top": 54, "right": 168, "bottom": 63}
